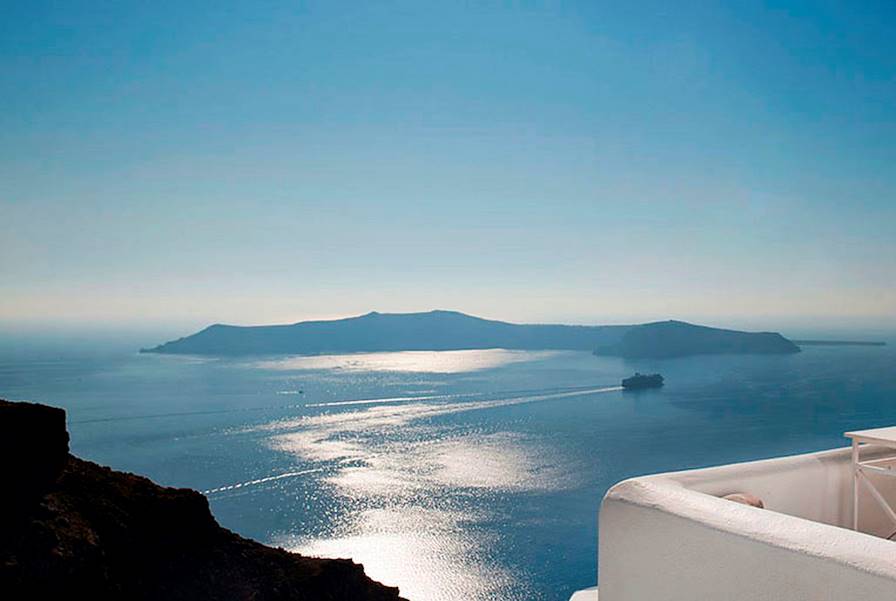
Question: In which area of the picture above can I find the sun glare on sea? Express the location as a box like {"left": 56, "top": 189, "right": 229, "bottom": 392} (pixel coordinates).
{"left": 288, "top": 507, "right": 528, "bottom": 601}
{"left": 254, "top": 349, "right": 561, "bottom": 374}
{"left": 257, "top": 384, "right": 586, "bottom": 601}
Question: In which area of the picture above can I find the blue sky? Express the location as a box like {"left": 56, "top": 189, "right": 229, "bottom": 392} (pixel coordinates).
{"left": 1, "top": 1, "right": 894, "bottom": 332}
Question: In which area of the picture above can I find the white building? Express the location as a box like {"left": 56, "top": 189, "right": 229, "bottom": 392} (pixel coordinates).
{"left": 573, "top": 435, "right": 896, "bottom": 600}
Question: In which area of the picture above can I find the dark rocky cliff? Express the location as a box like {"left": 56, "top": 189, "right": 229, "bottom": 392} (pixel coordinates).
{"left": 0, "top": 399, "right": 406, "bottom": 601}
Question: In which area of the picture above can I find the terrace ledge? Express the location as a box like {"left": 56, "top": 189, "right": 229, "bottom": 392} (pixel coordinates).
{"left": 572, "top": 445, "right": 896, "bottom": 600}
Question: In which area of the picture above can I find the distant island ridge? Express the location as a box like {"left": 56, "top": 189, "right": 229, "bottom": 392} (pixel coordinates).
{"left": 142, "top": 310, "right": 806, "bottom": 358}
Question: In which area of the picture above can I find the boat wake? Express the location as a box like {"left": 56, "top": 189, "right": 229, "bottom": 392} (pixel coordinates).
{"left": 203, "top": 467, "right": 330, "bottom": 495}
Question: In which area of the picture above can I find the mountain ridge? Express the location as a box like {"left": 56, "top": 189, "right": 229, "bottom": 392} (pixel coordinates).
{"left": 142, "top": 311, "right": 800, "bottom": 358}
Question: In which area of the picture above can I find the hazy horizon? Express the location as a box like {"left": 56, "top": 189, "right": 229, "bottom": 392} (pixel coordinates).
{"left": 2, "top": 308, "right": 894, "bottom": 359}
{"left": 4, "top": 309, "right": 896, "bottom": 336}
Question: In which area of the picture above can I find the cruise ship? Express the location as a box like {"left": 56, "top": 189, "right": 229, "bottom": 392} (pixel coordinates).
{"left": 621, "top": 373, "right": 664, "bottom": 390}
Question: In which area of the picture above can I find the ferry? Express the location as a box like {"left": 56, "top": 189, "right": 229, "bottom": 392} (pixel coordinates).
{"left": 621, "top": 373, "right": 664, "bottom": 389}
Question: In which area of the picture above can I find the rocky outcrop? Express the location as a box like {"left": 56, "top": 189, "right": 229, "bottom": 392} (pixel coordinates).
{"left": 0, "top": 399, "right": 406, "bottom": 601}
{"left": 0, "top": 400, "right": 69, "bottom": 505}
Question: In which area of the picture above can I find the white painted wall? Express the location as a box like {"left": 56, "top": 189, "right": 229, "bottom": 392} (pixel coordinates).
{"left": 594, "top": 446, "right": 896, "bottom": 601}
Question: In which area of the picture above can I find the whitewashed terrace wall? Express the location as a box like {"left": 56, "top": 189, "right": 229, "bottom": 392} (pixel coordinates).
{"left": 597, "top": 446, "right": 896, "bottom": 601}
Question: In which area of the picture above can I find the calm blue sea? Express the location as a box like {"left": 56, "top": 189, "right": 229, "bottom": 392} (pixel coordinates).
{"left": 2, "top": 342, "right": 895, "bottom": 600}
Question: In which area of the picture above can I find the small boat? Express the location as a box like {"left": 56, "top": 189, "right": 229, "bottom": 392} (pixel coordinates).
{"left": 622, "top": 373, "right": 664, "bottom": 390}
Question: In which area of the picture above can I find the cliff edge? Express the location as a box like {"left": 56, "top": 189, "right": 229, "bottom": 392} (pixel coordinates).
{"left": 0, "top": 399, "right": 406, "bottom": 601}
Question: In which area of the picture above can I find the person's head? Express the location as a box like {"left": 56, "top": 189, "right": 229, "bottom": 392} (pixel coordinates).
{"left": 722, "top": 492, "right": 764, "bottom": 509}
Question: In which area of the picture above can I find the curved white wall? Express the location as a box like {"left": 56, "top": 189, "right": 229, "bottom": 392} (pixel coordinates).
{"left": 596, "top": 446, "right": 896, "bottom": 601}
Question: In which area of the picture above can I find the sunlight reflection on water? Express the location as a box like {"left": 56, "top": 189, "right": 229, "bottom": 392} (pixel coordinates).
{"left": 284, "top": 506, "right": 530, "bottom": 601}
{"left": 251, "top": 375, "right": 616, "bottom": 600}
{"left": 253, "top": 349, "right": 562, "bottom": 373}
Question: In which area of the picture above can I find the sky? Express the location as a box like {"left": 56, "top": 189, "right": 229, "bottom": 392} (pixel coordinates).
{"left": 1, "top": 1, "right": 895, "bottom": 335}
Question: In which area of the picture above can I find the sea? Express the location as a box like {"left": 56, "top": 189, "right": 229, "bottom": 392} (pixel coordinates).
{"left": 2, "top": 337, "right": 895, "bottom": 601}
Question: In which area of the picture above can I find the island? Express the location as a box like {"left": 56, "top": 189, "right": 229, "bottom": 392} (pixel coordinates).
{"left": 141, "top": 310, "right": 801, "bottom": 359}
{"left": 0, "top": 399, "right": 405, "bottom": 600}
{"left": 593, "top": 320, "right": 801, "bottom": 358}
